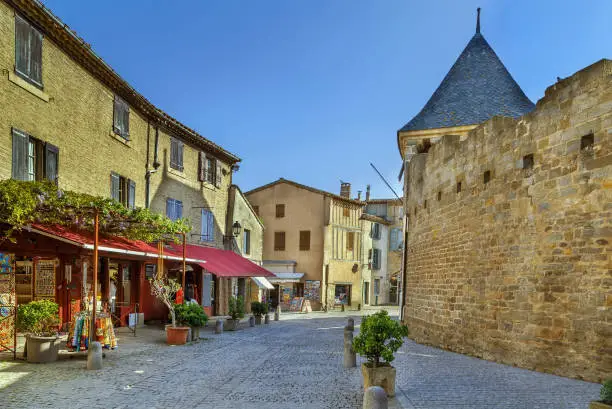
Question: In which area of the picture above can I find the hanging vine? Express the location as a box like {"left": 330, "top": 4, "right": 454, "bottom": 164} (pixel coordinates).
{"left": 0, "top": 180, "right": 191, "bottom": 243}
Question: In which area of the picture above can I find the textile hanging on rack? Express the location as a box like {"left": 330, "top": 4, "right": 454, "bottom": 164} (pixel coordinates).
{"left": 66, "top": 313, "right": 117, "bottom": 351}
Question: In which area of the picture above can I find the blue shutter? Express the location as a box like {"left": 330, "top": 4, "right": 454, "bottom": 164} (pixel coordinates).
{"left": 166, "top": 198, "right": 174, "bottom": 220}
{"left": 208, "top": 211, "right": 214, "bottom": 241}
{"left": 177, "top": 200, "right": 183, "bottom": 219}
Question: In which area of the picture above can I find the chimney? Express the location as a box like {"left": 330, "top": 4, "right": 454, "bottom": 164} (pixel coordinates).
{"left": 365, "top": 185, "right": 371, "bottom": 201}
{"left": 340, "top": 182, "right": 351, "bottom": 198}
{"left": 357, "top": 191, "right": 362, "bottom": 201}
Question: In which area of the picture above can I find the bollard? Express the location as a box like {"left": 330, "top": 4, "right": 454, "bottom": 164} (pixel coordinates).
{"left": 215, "top": 318, "right": 223, "bottom": 334}
{"left": 264, "top": 313, "right": 270, "bottom": 324}
{"left": 87, "top": 341, "right": 103, "bottom": 370}
{"left": 346, "top": 317, "right": 355, "bottom": 331}
{"left": 343, "top": 328, "right": 356, "bottom": 368}
{"left": 363, "top": 386, "right": 388, "bottom": 409}
{"left": 249, "top": 316, "right": 255, "bottom": 327}
{"left": 274, "top": 308, "right": 280, "bottom": 321}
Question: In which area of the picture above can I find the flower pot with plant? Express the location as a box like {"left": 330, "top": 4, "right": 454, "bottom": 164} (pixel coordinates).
{"left": 226, "top": 296, "right": 245, "bottom": 331}
{"left": 352, "top": 310, "right": 409, "bottom": 397}
{"left": 149, "top": 276, "right": 189, "bottom": 345}
{"left": 251, "top": 301, "right": 268, "bottom": 325}
{"left": 17, "top": 300, "right": 61, "bottom": 363}
{"left": 591, "top": 380, "right": 612, "bottom": 409}
{"left": 175, "top": 302, "right": 208, "bottom": 341}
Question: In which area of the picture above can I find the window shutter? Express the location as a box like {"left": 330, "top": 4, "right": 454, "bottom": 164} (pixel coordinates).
{"left": 30, "top": 28, "right": 42, "bottom": 85}
{"left": 127, "top": 179, "right": 136, "bottom": 208}
{"left": 44, "top": 143, "right": 59, "bottom": 184}
{"left": 14, "top": 16, "right": 29, "bottom": 78}
{"left": 122, "top": 102, "right": 130, "bottom": 138}
{"left": 178, "top": 141, "right": 184, "bottom": 171}
{"left": 215, "top": 159, "right": 222, "bottom": 187}
{"left": 113, "top": 97, "right": 121, "bottom": 135}
{"left": 177, "top": 200, "right": 183, "bottom": 219}
{"left": 208, "top": 211, "right": 214, "bottom": 241}
{"left": 110, "top": 173, "right": 120, "bottom": 201}
{"left": 11, "top": 129, "right": 28, "bottom": 181}
{"left": 198, "top": 152, "right": 205, "bottom": 181}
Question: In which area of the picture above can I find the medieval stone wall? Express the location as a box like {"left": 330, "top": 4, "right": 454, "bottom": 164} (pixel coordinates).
{"left": 403, "top": 59, "right": 611, "bottom": 382}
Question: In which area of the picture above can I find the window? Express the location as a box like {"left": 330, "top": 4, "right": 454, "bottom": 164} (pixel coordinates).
{"left": 374, "top": 279, "right": 380, "bottom": 296}
{"left": 166, "top": 198, "right": 183, "bottom": 221}
{"left": 483, "top": 170, "right": 491, "bottom": 184}
{"left": 276, "top": 204, "right": 285, "bottom": 218}
{"left": 346, "top": 232, "right": 355, "bottom": 251}
{"left": 243, "top": 229, "right": 251, "bottom": 254}
{"left": 299, "top": 230, "right": 310, "bottom": 251}
{"left": 170, "top": 137, "right": 184, "bottom": 171}
{"left": 198, "top": 152, "right": 220, "bottom": 187}
{"left": 15, "top": 15, "right": 42, "bottom": 87}
{"left": 113, "top": 96, "right": 130, "bottom": 139}
{"left": 343, "top": 207, "right": 350, "bottom": 217}
{"left": 390, "top": 228, "right": 403, "bottom": 251}
{"left": 274, "top": 232, "right": 285, "bottom": 251}
{"left": 12, "top": 129, "right": 59, "bottom": 183}
{"left": 457, "top": 181, "right": 462, "bottom": 193}
{"left": 110, "top": 173, "right": 136, "bottom": 208}
{"left": 253, "top": 206, "right": 259, "bottom": 216}
{"left": 437, "top": 191, "right": 442, "bottom": 201}
{"left": 370, "top": 223, "right": 381, "bottom": 240}
{"left": 200, "top": 209, "right": 214, "bottom": 242}
{"left": 523, "top": 154, "right": 534, "bottom": 170}
{"left": 581, "top": 134, "right": 594, "bottom": 151}
{"left": 372, "top": 249, "right": 381, "bottom": 270}
{"left": 424, "top": 200, "right": 428, "bottom": 209}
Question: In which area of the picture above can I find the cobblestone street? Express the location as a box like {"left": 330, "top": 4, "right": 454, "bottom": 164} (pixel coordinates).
{"left": 0, "top": 311, "right": 601, "bottom": 409}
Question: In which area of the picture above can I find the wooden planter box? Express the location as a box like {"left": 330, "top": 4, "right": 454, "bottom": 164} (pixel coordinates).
{"left": 361, "top": 363, "right": 396, "bottom": 397}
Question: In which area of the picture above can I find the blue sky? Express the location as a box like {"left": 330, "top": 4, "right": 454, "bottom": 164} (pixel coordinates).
{"left": 43, "top": 0, "right": 611, "bottom": 199}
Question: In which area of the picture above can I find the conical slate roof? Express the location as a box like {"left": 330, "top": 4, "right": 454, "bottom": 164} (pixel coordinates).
{"left": 399, "top": 13, "right": 535, "bottom": 132}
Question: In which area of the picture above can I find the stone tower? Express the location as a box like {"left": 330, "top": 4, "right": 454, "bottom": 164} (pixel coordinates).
{"left": 397, "top": 8, "right": 535, "bottom": 162}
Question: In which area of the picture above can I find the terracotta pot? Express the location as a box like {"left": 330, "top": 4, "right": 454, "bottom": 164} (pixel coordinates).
{"left": 361, "top": 362, "right": 396, "bottom": 397}
{"left": 166, "top": 326, "right": 189, "bottom": 345}
{"left": 590, "top": 402, "right": 612, "bottom": 409}
{"left": 26, "top": 335, "right": 60, "bottom": 363}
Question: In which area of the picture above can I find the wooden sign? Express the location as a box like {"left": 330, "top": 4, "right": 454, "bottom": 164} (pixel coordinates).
{"left": 301, "top": 300, "right": 312, "bottom": 313}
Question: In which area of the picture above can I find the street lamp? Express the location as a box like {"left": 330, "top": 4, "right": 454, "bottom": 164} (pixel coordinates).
{"left": 232, "top": 221, "right": 242, "bottom": 237}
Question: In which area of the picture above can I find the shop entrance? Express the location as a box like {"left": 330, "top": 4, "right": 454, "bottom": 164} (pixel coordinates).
{"left": 334, "top": 284, "right": 351, "bottom": 306}
{"left": 363, "top": 282, "right": 370, "bottom": 305}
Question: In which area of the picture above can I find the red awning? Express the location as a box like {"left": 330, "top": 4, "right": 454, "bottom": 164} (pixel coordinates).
{"left": 173, "top": 244, "right": 274, "bottom": 278}
{"left": 30, "top": 224, "right": 204, "bottom": 263}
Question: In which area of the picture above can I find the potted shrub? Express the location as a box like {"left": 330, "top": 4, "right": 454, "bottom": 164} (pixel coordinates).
{"left": 251, "top": 301, "right": 268, "bottom": 325}
{"left": 17, "top": 300, "right": 61, "bottom": 363}
{"left": 175, "top": 302, "right": 208, "bottom": 341}
{"left": 353, "top": 310, "right": 409, "bottom": 397}
{"left": 591, "top": 380, "right": 612, "bottom": 409}
{"left": 226, "top": 296, "right": 245, "bottom": 331}
{"left": 149, "top": 276, "right": 189, "bottom": 345}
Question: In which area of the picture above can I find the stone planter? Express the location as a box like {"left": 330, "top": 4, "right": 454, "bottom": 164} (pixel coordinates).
{"left": 590, "top": 402, "right": 612, "bottom": 409}
{"left": 166, "top": 326, "right": 189, "bottom": 345}
{"left": 254, "top": 316, "right": 263, "bottom": 325}
{"left": 26, "top": 335, "right": 60, "bottom": 363}
{"left": 225, "top": 319, "right": 240, "bottom": 331}
{"left": 361, "top": 363, "right": 396, "bottom": 397}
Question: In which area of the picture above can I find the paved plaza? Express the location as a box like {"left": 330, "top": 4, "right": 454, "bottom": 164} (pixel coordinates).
{"left": 0, "top": 310, "right": 601, "bottom": 409}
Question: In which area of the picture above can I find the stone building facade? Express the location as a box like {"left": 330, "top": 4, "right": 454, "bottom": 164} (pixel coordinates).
{"left": 402, "top": 60, "right": 611, "bottom": 382}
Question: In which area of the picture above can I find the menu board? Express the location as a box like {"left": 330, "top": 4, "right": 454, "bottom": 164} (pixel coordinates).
{"left": 304, "top": 280, "right": 320, "bottom": 301}
{"left": 35, "top": 259, "right": 56, "bottom": 298}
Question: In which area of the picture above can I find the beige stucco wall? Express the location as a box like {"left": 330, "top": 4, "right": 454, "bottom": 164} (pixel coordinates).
{"left": 229, "top": 185, "right": 263, "bottom": 264}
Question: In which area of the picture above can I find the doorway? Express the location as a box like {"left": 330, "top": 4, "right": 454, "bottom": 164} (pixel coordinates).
{"left": 364, "top": 282, "right": 370, "bottom": 305}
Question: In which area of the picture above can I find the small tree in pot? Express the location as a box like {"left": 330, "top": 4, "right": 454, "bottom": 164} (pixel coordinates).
{"left": 250, "top": 301, "right": 268, "bottom": 325}
{"left": 226, "top": 296, "right": 245, "bottom": 331}
{"left": 149, "top": 276, "right": 189, "bottom": 345}
{"left": 17, "top": 300, "right": 60, "bottom": 363}
{"left": 175, "top": 302, "right": 208, "bottom": 341}
{"left": 353, "top": 310, "right": 409, "bottom": 397}
{"left": 591, "top": 380, "right": 612, "bottom": 409}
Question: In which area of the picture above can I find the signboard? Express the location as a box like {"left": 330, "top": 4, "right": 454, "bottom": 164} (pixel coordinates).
{"left": 35, "top": 259, "right": 56, "bottom": 298}
{"left": 282, "top": 286, "right": 292, "bottom": 304}
{"left": 304, "top": 280, "right": 320, "bottom": 301}
{"left": 128, "top": 313, "right": 137, "bottom": 328}
{"left": 289, "top": 297, "right": 304, "bottom": 312}
{"left": 301, "top": 300, "right": 312, "bottom": 313}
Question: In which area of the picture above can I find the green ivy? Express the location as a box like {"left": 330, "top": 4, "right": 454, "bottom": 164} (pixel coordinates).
{"left": 352, "top": 310, "right": 409, "bottom": 367}
{"left": 0, "top": 180, "right": 191, "bottom": 242}
{"left": 601, "top": 379, "right": 612, "bottom": 404}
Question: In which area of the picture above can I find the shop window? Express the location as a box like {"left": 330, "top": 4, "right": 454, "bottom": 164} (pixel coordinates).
{"left": 346, "top": 232, "right": 355, "bottom": 251}
{"left": 15, "top": 15, "right": 43, "bottom": 87}
{"left": 334, "top": 284, "right": 351, "bottom": 305}
{"left": 581, "top": 134, "right": 594, "bottom": 151}
{"left": 111, "top": 172, "right": 136, "bottom": 208}
{"left": 274, "top": 231, "right": 285, "bottom": 251}
{"left": 170, "top": 137, "right": 184, "bottom": 171}
{"left": 166, "top": 198, "right": 183, "bottom": 221}
{"left": 201, "top": 209, "right": 214, "bottom": 242}
{"left": 299, "top": 230, "right": 310, "bottom": 251}
{"left": 113, "top": 96, "right": 130, "bottom": 139}
{"left": 243, "top": 229, "right": 251, "bottom": 254}
{"left": 12, "top": 129, "right": 59, "bottom": 183}
{"left": 276, "top": 204, "right": 285, "bottom": 218}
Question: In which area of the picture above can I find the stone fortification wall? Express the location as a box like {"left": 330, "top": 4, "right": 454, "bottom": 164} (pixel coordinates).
{"left": 403, "top": 59, "right": 611, "bottom": 382}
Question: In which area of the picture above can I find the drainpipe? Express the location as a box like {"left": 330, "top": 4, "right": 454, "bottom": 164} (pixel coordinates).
{"left": 145, "top": 126, "right": 161, "bottom": 209}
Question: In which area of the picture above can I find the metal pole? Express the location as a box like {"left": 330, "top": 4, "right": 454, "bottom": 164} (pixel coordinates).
{"left": 90, "top": 210, "right": 99, "bottom": 343}
{"left": 181, "top": 232, "right": 186, "bottom": 299}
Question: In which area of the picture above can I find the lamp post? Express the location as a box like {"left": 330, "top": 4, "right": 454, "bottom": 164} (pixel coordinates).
{"left": 224, "top": 221, "right": 242, "bottom": 251}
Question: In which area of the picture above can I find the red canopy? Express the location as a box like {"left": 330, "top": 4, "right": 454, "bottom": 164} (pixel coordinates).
{"left": 172, "top": 244, "right": 274, "bottom": 278}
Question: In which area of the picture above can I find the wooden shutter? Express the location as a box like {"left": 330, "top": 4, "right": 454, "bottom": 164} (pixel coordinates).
{"left": 198, "top": 152, "right": 205, "bottom": 181}
{"left": 30, "top": 27, "right": 42, "bottom": 85}
{"left": 11, "top": 129, "right": 28, "bottom": 181}
{"left": 127, "top": 179, "right": 136, "bottom": 208}
{"left": 274, "top": 232, "right": 285, "bottom": 251}
{"left": 215, "top": 159, "right": 222, "bottom": 187}
{"left": 177, "top": 200, "right": 183, "bottom": 219}
{"left": 44, "top": 143, "right": 59, "bottom": 184}
{"left": 299, "top": 231, "right": 310, "bottom": 251}
{"left": 178, "top": 141, "right": 184, "bottom": 171}
{"left": 276, "top": 204, "right": 285, "bottom": 218}
{"left": 122, "top": 101, "right": 130, "bottom": 138}
{"left": 14, "top": 16, "right": 29, "bottom": 79}
{"left": 347, "top": 232, "right": 354, "bottom": 251}
{"left": 110, "top": 173, "right": 121, "bottom": 201}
